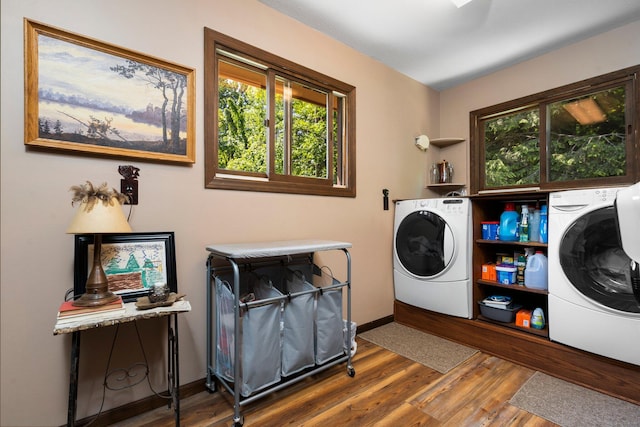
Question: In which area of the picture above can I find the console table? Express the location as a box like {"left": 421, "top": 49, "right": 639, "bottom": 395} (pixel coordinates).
{"left": 54, "top": 299, "right": 191, "bottom": 426}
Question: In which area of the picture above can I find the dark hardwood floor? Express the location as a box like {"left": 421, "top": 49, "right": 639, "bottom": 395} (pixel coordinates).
{"left": 110, "top": 337, "right": 557, "bottom": 426}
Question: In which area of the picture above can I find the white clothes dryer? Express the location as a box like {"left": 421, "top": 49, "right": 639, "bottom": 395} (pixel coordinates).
{"left": 393, "top": 197, "right": 472, "bottom": 318}
{"left": 548, "top": 187, "right": 640, "bottom": 366}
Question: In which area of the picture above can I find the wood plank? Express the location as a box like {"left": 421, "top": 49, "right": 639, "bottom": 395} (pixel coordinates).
{"left": 106, "top": 336, "right": 566, "bottom": 426}
{"left": 395, "top": 299, "right": 640, "bottom": 406}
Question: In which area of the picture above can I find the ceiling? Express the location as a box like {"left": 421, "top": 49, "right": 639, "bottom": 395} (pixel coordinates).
{"left": 259, "top": 0, "right": 640, "bottom": 91}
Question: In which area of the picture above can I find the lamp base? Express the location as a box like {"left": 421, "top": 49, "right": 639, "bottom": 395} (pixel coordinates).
{"left": 72, "top": 290, "right": 120, "bottom": 307}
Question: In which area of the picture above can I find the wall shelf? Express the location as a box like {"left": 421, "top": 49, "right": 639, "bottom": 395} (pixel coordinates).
{"left": 426, "top": 183, "right": 465, "bottom": 190}
{"left": 430, "top": 137, "right": 465, "bottom": 148}
{"left": 427, "top": 138, "right": 466, "bottom": 192}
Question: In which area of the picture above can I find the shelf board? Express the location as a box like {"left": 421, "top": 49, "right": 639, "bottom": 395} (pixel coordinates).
{"left": 430, "top": 137, "right": 465, "bottom": 148}
{"left": 470, "top": 189, "right": 551, "bottom": 200}
{"left": 477, "top": 279, "right": 548, "bottom": 295}
{"left": 426, "top": 183, "right": 465, "bottom": 189}
{"left": 476, "top": 239, "right": 547, "bottom": 248}
{"left": 477, "top": 315, "right": 549, "bottom": 338}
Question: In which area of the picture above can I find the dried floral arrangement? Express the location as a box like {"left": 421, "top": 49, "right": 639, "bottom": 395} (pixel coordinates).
{"left": 70, "top": 181, "right": 128, "bottom": 212}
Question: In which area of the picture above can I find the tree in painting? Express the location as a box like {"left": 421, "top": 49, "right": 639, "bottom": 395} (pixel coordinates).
{"left": 111, "top": 60, "right": 187, "bottom": 151}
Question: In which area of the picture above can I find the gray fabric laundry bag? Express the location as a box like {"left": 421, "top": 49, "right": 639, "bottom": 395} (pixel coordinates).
{"left": 216, "top": 276, "right": 283, "bottom": 397}
{"left": 315, "top": 275, "right": 344, "bottom": 364}
{"left": 281, "top": 269, "right": 316, "bottom": 376}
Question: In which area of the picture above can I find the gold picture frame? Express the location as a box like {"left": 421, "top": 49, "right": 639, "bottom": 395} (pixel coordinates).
{"left": 24, "top": 19, "right": 195, "bottom": 164}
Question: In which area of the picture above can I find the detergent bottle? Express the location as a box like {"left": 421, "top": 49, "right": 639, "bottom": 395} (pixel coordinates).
{"left": 531, "top": 308, "right": 546, "bottom": 329}
{"left": 529, "top": 205, "right": 541, "bottom": 242}
{"left": 539, "top": 204, "right": 548, "bottom": 244}
{"left": 519, "top": 205, "right": 529, "bottom": 242}
{"left": 498, "top": 202, "right": 519, "bottom": 241}
{"left": 525, "top": 251, "right": 548, "bottom": 290}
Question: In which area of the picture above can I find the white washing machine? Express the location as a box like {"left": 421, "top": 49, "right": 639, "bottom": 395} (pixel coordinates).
{"left": 393, "top": 197, "right": 472, "bottom": 318}
{"left": 548, "top": 187, "right": 640, "bottom": 366}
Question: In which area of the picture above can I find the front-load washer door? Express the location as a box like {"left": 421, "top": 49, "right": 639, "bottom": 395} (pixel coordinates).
{"left": 395, "top": 210, "right": 454, "bottom": 278}
{"left": 560, "top": 205, "right": 640, "bottom": 313}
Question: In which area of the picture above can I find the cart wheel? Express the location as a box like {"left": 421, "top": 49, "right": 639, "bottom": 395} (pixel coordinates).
{"left": 205, "top": 379, "right": 217, "bottom": 393}
{"left": 347, "top": 366, "right": 356, "bottom": 377}
{"left": 233, "top": 415, "right": 244, "bottom": 426}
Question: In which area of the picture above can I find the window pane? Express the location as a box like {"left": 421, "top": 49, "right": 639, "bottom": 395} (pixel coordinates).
{"left": 217, "top": 59, "right": 267, "bottom": 173}
{"left": 484, "top": 108, "right": 540, "bottom": 188}
{"left": 275, "top": 77, "right": 328, "bottom": 178}
{"left": 333, "top": 94, "right": 346, "bottom": 186}
{"left": 548, "top": 87, "right": 626, "bottom": 182}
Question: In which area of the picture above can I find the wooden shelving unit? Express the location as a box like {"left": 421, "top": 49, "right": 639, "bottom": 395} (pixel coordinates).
{"left": 472, "top": 193, "right": 549, "bottom": 338}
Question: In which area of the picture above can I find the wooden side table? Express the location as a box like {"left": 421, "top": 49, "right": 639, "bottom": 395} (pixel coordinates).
{"left": 54, "top": 300, "right": 191, "bottom": 426}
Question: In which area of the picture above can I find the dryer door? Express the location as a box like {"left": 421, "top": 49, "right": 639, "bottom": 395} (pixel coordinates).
{"left": 559, "top": 206, "right": 640, "bottom": 313}
{"left": 395, "top": 210, "right": 454, "bottom": 278}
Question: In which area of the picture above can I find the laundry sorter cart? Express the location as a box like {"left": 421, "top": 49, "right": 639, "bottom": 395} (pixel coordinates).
{"left": 205, "top": 240, "right": 355, "bottom": 426}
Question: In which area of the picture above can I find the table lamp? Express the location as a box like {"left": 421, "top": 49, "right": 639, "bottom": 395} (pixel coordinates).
{"left": 67, "top": 181, "right": 132, "bottom": 307}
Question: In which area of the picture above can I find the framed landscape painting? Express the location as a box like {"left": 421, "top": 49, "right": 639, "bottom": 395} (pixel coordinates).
{"left": 74, "top": 232, "right": 177, "bottom": 302}
{"left": 24, "top": 19, "right": 195, "bottom": 164}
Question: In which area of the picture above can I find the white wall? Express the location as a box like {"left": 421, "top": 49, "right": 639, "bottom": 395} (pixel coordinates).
{"left": 0, "top": 1, "right": 439, "bottom": 425}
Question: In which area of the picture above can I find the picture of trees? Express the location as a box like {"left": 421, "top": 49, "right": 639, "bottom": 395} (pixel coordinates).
{"left": 24, "top": 20, "right": 195, "bottom": 163}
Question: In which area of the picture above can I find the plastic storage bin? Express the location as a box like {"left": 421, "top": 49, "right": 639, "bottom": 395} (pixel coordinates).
{"left": 478, "top": 301, "right": 522, "bottom": 322}
{"left": 481, "top": 221, "right": 499, "bottom": 240}
{"left": 496, "top": 264, "right": 517, "bottom": 284}
{"left": 216, "top": 275, "right": 283, "bottom": 397}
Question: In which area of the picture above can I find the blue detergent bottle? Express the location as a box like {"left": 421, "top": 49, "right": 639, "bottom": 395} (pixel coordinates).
{"left": 539, "top": 204, "right": 548, "bottom": 244}
{"left": 498, "top": 202, "right": 519, "bottom": 241}
{"left": 529, "top": 205, "right": 541, "bottom": 242}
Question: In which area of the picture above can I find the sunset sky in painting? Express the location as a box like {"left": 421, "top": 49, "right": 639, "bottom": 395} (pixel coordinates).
{"left": 38, "top": 34, "right": 163, "bottom": 109}
{"left": 37, "top": 34, "right": 175, "bottom": 140}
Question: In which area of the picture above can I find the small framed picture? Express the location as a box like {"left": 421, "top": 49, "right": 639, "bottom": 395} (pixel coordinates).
{"left": 74, "top": 232, "right": 177, "bottom": 302}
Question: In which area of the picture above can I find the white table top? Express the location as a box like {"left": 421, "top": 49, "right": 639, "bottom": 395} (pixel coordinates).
{"left": 206, "top": 239, "right": 352, "bottom": 259}
{"left": 53, "top": 300, "right": 191, "bottom": 335}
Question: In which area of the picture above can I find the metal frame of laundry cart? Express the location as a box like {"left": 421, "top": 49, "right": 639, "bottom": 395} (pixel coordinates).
{"left": 205, "top": 240, "right": 354, "bottom": 427}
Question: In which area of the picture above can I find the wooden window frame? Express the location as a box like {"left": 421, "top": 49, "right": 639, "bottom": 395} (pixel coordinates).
{"left": 470, "top": 65, "right": 639, "bottom": 195}
{"left": 204, "top": 28, "right": 356, "bottom": 197}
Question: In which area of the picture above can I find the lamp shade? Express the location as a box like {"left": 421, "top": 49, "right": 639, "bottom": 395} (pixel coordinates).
{"left": 66, "top": 197, "right": 132, "bottom": 234}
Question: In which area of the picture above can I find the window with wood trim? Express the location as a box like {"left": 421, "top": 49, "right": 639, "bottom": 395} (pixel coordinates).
{"left": 204, "top": 28, "right": 356, "bottom": 197}
{"left": 470, "top": 66, "right": 639, "bottom": 194}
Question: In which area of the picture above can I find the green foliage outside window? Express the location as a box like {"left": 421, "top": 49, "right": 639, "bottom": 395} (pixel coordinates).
{"left": 484, "top": 109, "right": 540, "bottom": 187}
{"left": 217, "top": 76, "right": 331, "bottom": 180}
{"left": 548, "top": 87, "right": 626, "bottom": 182}
{"left": 275, "top": 91, "right": 328, "bottom": 178}
{"left": 482, "top": 85, "right": 628, "bottom": 189}
{"left": 218, "top": 79, "right": 267, "bottom": 173}
{"left": 205, "top": 27, "right": 355, "bottom": 197}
